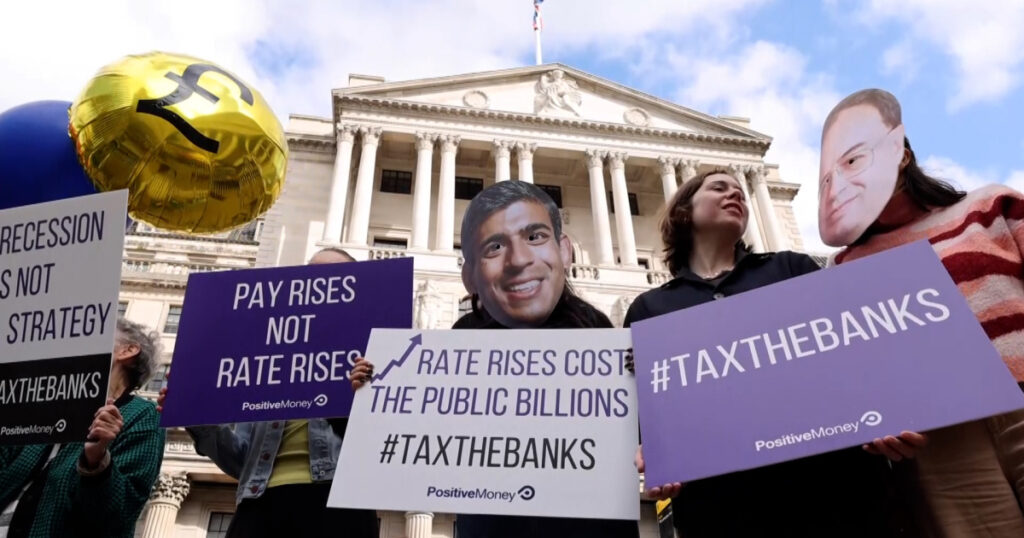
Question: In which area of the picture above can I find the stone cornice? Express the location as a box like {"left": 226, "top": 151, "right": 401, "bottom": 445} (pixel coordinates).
{"left": 767, "top": 180, "right": 802, "bottom": 200}
{"left": 335, "top": 95, "right": 771, "bottom": 152}
{"left": 767, "top": 181, "right": 801, "bottom": 194}
{"left": 287, "top": 134, "right": 336, "bottom": 154}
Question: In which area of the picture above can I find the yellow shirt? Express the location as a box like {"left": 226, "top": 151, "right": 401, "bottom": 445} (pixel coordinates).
{"left": 267, "top": 420, "right": 313, "bottom": 488}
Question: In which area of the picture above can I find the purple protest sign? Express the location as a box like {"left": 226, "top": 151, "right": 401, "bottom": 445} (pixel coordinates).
{"left": 631, "top": 240, "right": 1024, "bottom": 487}
{"left": 160, "top": 257, "right": 413, "bottom": 427}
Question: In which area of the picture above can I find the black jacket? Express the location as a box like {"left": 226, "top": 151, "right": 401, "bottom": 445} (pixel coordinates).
{"left": 625, "top": 251, "right": 905, "bottom": 538}
{"left": 624, "top": 250, "right": 821, "bottom": 322}
{"left": 453, "top": 292, "right": 639, "bottom": 538}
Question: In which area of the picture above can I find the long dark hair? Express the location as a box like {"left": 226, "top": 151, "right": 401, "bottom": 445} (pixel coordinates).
{"left": 461, "top": 181, "right": 601, "bottom": 328}
{"left": 659, "top": 169, "right": 750, "bottom": 276}
{"left": 899, "top": 137, "right": 965, "bottom": 209}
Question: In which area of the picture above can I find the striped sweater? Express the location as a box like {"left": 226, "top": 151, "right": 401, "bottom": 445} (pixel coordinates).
{"left": 834, "top": 184, "right": 1024, "bottom": 381}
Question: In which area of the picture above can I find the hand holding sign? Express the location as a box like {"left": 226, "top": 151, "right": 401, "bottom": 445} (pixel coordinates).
{"left": 863, "top": 431, "right": 928, "bottom": 462}
{"left": 83, "top": 398, "right": 123, "bottom": 468}
{"left": 350, "top": 358, "right": 374, "bottom": 390}
{"left": 636, "top": 445, "right": 683, "bottom": 500}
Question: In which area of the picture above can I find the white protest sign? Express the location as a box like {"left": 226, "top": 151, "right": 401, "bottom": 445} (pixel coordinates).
{"left": 0, "top": 191, "right": 127, "bottom": 444}
{"left": 328, "top": 328, "right": 640, "bottom": 520}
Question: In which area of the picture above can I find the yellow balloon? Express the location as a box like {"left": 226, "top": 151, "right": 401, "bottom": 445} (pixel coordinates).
{"left": 70, "top": 51, "right": 287, "bottom": 233}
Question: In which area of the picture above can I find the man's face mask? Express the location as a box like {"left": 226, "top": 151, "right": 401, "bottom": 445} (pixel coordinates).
{"left": 818, "top": 104, "right": 905, "bottom": 247}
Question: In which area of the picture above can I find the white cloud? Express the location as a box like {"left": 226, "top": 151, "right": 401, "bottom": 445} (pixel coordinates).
{"left": 4, "top": 0, "right": 849, "bottom": 248}
{"left": 921, "top": 155, "right": 1024, "bottom": 197}
{"left": 0, "top": 0, "right": 763, "bottom": 122}
{"left": 862, "top": 0, "right": 1024, "bottom": 111}
{"left": 667, "top": 41, "right": 841, "bottom": 253}
{"left": 920, "top": 155, "right": 994, "bottom": 192}
{"left": 881, "top": 40, "right": 918, "bottom": 85}
{"left": 1006, "top": 171, "right": 1024, "bottom": 194}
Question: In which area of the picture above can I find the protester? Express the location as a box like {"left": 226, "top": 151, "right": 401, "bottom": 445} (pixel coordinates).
{"left": 821, "top": 88, "right": 1024, "bottom": 536}
{"left": 157, "top": 247, "right": 378, "bottom": 538}
{"left": 624, "top": 170, "right": 921, "bottom": 537}
{"left": 0, "top": 318, "right": 165, "bottom": 538}
{"left": 352, "top": 180, "right": 639, "bottom": 538}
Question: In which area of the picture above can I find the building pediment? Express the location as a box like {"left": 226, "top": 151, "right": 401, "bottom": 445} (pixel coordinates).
{"left": 336, "top": 64, "right": 770, "bottom": 143}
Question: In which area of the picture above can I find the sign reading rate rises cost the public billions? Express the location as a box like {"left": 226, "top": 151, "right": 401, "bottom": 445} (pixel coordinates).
{"left": 631, "top": 240, "right": 1024, "bottom": 487}
{"left": 159, "top": 257, "right": 413, "bottom": 427}
{"left": 329, "top": 328, "right": 640, "bottom": 520}
{"left": 0, "top": 191, "right": 127, "bottom": 445}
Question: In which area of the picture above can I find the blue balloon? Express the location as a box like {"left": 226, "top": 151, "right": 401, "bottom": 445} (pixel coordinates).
{"left": 0, "top": 100, "right": 98, "bottom": 211}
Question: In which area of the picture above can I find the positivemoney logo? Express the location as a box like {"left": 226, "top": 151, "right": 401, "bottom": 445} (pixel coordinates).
{"left": 754, "top": 410, "right": 883, "bottom": 453}
{"left": 426, "top": 485, "right": 536, "bottom": 504}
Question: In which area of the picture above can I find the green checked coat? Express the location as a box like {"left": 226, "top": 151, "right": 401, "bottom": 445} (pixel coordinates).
{"left": 0, "top": 395, "right": 165, "bottom": 538}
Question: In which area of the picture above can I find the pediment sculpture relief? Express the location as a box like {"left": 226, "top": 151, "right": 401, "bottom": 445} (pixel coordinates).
{"left": 534, "top": 69, "right": 582, "bottom": 117}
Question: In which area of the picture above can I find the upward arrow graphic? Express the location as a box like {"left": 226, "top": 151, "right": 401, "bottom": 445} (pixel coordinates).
{"left": 372, "top": 333, "right": 423, "bottom": 382}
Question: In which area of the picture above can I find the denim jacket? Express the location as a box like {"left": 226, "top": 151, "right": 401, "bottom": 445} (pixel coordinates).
{"left": 186, "top": 419, "right": 342, "bottom": 505}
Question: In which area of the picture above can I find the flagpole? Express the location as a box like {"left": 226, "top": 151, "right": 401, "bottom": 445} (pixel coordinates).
{"left": 533, "top": 0, "right": 543, "bottom": 65}
{"left": 535, "top": 28, "right": 543, "bottom": 65}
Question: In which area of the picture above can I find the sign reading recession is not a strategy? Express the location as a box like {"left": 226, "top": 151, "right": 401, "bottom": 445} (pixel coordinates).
{"left": 631, "top": 240, "right": 1024, "bottom": 488}
{"left": 0, "top": 191, "right": 127, "bottom": 445}
{"left": 160, "top": 257, "right": 413, "bottom": 427}
{"left": 328, "top": 328, "right": 640, "bottom": 520}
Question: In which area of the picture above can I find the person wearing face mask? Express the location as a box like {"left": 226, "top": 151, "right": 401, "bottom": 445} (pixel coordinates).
{"left": 624, "top": 170, "right": 920, "bottom": 537}
{"left": 821, "top": 88, "right": 1024, "bottom": 537}
{"left": 352, "top": 181, "right": 639, "bottom": 538}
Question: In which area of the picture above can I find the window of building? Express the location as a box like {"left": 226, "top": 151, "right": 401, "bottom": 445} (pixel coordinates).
{"left": 380, "top": 169, "right": 413, "bottom": 194}
{"left": 206, "top": 512, "right": 233, "bottom": 538}
{"left": 536, "top": 184, "right": 563, "bottom": 208}
{"left": 145, "top": 364, "right": 170, "bottom": 393}
{"left": 608, "top": 191, "right": 640, "bottom": 216}
{"left": 455, "top": 177, "right": 483, "bottom": 200}
{"left": 163, "top": 305, "right": 182, "bottom": 334}
{"left": 117, "top": 301, "right": 128, "bottom": 319}
{"left": 638, "top": 258, "right": 651, "bottom": 269}
{"left": 372, "top": 238, "right": 408, "bottom": 250}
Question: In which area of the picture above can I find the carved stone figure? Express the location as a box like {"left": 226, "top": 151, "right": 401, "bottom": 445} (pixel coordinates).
{"left": 610, "top": 295, "right": 635, "bottom": 328}
{"left": 534, "top": 69, "right": 583, "bottom": 116}
{"left": 415, "top": 280, "right": 443, "bottom": 329}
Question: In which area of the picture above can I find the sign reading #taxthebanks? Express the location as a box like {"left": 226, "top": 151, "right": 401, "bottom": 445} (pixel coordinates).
{"left": 328, "top": 328, "right": 639, "bottom": 520}
{"left": 632, "top": 240, "right": 1024, "bottom": 487}
{"left": 0, "top": 191, "right": 127, "bottom": 445}
{"left": 160, "top": 257, "right": 413, "bottom": 427}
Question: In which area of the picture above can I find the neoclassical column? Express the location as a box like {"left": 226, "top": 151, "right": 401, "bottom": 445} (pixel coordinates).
{"left": 585, "top": 150, "right": 615, "bottom": 266}
{"left": 140, "top": 472, "right": 190, "bottom": 538}
{"left": 728, "top": 163, "right": 765, "bottom": 252}
{"left": 346, "top": 126, "right": 382, "bottom": 245}
{"left": 434, "top": 135, "right": 461, "bottom": 251}
{"left": 411, "top": 132, "right": 436, "bottom": 250}
{"left": 657, "top": 156, "right": 679, "bottom": 202}
{"left": 678, "top": 159, "right": 700, "bottom": 184}
{"left": 493, "top": 140, "right": 513, "bottom": 182}
{"left": 749, "top": 165, "right": 788, "bottom": 250}
{"left": 405, "top": 511, "right": 434, "bottom": 538}
{"left": 322, "top": 124, "right": 357, "bottom": 242}
{"left": 515, "top": 142, "right": 537, "bottom": 183}
{"left": 607, "top": 152, "right": 638, "bottom": 266}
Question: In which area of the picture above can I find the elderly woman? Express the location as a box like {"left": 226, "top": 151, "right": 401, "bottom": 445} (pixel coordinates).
{"left": 0, "top": 318, "right": 165, "bottom": 538}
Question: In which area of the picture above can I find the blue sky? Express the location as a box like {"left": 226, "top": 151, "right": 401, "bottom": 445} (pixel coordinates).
{"left": 2, "top": 0, "right": 1022, "bottom": 250}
